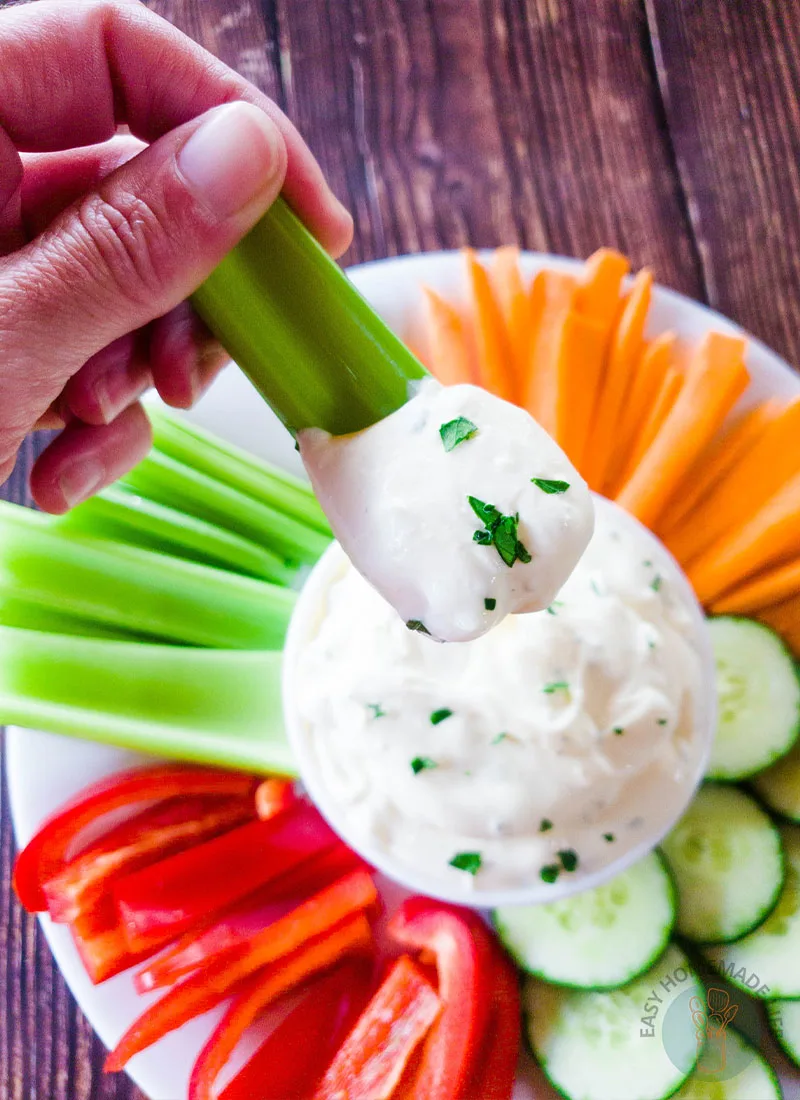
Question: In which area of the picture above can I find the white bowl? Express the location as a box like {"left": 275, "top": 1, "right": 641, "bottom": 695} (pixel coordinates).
{"left": 283, "top": 494, "right": 717, "bottom": 909}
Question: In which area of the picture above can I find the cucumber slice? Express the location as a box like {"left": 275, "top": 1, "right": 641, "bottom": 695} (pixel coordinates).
{"left": 672, "top": 1029, "right": 780, "bottom": 1099}
{"left": 704, "top": 821, "right": 800, "bottom": 999}
{"left": 767, "top": 997, "right": 800, "bottom": 1067}
{"left": 660, "top": 784, "right": 784, "bottom": 943}
{"left": 752, "top": 738, "right": 800, "bottom": 822}
{"left": 525, "top": 943, "right": 704, "bottom": 1100}
{"left": 492, "top": 852, "right": 675, "bottom": 990}
{"left": 707, "top": 616, "right": 800, "bottom": 780}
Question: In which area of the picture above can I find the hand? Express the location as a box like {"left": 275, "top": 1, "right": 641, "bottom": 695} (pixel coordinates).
{"left": 0, "top": 0, "right": 353, "bottom": 512}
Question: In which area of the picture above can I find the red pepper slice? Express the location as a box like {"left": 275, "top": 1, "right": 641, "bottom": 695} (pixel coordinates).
{"left": 255, "top": 777, "right": 297, "bottom": 820}
{"left": 114, "top": 801, "right": 340, "bottom": 952}
{"left": 43, "top": 795, "right": 254, "bottom": 924}
{"left": 14, "top": 764, "right": 256, "bottom": 912}
{"left": 315, "top": 955, "right": 442, "bottom": 1100}
{"left": 463, "top": 943, "right": 521, "bottom": 1100}
{"left": 134, "top": 843, "right": 367, "bottom": 993}
{"left": 389, "top": 897, "right": 494, "bottom": 1100}
{"left": 105, "top": 873, "right": 377, "bottom": 1071}
{"left": 71, "top": 898, "right": 158, "bottom": 984}
{"left": 218, "top": 958, "right": 374, "bottom": 1100}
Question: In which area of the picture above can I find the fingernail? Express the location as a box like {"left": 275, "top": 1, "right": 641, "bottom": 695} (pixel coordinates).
{"left": 177, "top": 103, "right": 285, "bottom": 218}
{"left": 59, "top": 457, "right": 105, "bottom": 509}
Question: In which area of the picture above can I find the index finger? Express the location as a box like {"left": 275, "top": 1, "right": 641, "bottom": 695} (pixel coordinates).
{"left": 0, "top": 0, "right": 352, "bottom": 255}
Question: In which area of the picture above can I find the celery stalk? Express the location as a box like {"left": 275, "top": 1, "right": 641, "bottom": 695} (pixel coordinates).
{"left": 0, "top": 502, "right": 294, "bottom": 649}
{"left": 57, "top": 485, "right": 298, "bottom": 586}
{"left": 121, "top": 450, "right": 329, "bottom": 566}
{"left": 0, "top": 595, "right": 148, "bottom": 641}
{"left": 191, "top": 198, "right": 428, "bottom": 436}
{"left": 146, "top": 406, "right": 331, "bottom": 536}
{"left": 0, "top": 627, "right": 295, "bottom": 774}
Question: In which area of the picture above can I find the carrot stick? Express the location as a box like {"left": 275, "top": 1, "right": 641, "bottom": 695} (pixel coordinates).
{"left": 659, "top": 400, "right": 783, "bottom": 537}
{"left": 422, "top": 287, "right": 475, "bottom": 386}
{"left": 686, "top": 471, "right": 800, "bottom": 606}
{"left": 615, "top": 331, "right": 749, "bottom": 531}
{"left": 585, "top": 269, "right": 653, "bottom": 493}
{"left": 523, "top": 269, "right": 576, "bottom": 436}
{"left": 754, "top": 594, "right": 800, "bottom": 640}
{"left": 464, "top": 249, "right": 516, "bottom": 402}
{"left": 711, "top": 558, "right": 800, "bottom": 615}
{"left": 664, "top": 394, "right": 800, "bottom": 566}
{"left": 614, "top": 366, "right": 683, "bottom": 493}
{"left": 491, "top": 247, "right": 530, "bottom": 390}
{"left": 573, "top": 248, "right": 630, "bottom": 320}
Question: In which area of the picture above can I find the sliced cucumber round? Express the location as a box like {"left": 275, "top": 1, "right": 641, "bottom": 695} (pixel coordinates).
{"left": 672, "top": 1028, "right": 780, "bottom": 1099}
{"left": 704, "top": 821, "right": 800, "bottom": 999}
{"left": 707, "top": 616, "right": 800, "bottom": 780}
{"left": 752, "top": 738, "right": 800, "bottom": 822}
{"left": 493, "top": 852, "right": 675, "bottom": 990}
{"left": 767, "top": 997, "right": 800, "bottom": 1067}
{"left": 660, "top": 784, "right": 784, "bottom": 943}
{"left": 525, "top": 943, "right": 704, "bottom": 1100}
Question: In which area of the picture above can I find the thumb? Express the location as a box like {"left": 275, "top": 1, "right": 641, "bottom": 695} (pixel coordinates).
{"left": 0, "top": 101, "right": 287, "bottom": 400}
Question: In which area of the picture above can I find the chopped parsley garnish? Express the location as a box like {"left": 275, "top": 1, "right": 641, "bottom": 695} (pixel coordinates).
{"left": 539, "top": 818, "right": 553, "bottom": 832}
{"left": 367, "top": 703, "right": 385, "bottom": 719}
{"left": 547, "top": 601, "right": 564, "bottom": 616}
{"left": 492, "top": 732, "right": 509, "bottom": 745}
{"left": 558, "top": 848, "right": 579, "bottom": 873}
{"left": 603, "top": 833, "right": 615, "bottom": 843}
{"left": 543, "top": 680, "right": 569, "bottom": 695}
{"left": 440, "top": 417, "right": 478, "bottom": 452}
{"left": 406, "top": 620, "right": 431, "bottom": 635}
{"left": 411, "top": 756, "right": 438, "bottom": 774}
{"left": 468, "top": 497, "right": 532, "bottom": 567}
{"left": 613, "top": 727, "right": 624, "bottom": 736}
{"left": 651, "top": 575, "right": 663, "bottom": 593}
{"left": 590, "top": 579, "right": 602, "bottom": 596}
{"left": 540, "top": 864, "right": 560, "bottom": 884}
{"left": 643, "top": 559, "right": 652, "bottom": 567}
{"left": 657, "top": 717, "right": 668, "bottom": 726}
{"left": 531, "top": 478, "right": 570, "bottom": 495}
{"left": 449, "top": 851, "right": 482, "bottom": 875}
{"left": 484, "top": 597, "right": 497, "bottom": 611}
{"left": 430, "top": 708, "right": 453, "bottom": 725}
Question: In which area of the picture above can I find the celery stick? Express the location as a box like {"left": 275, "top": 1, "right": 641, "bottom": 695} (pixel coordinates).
{"left": 0, "top": 628, "right": 295, "bottom": 774}
{"left": 0, "top": 502, "right": 294, "bottom": 649}
{"left": 0, "top": 595, "right": 148, "bottom": 641}
{"left": 192, "top": 198, "right": 428, "bottom": 436}
{"left": 121, "top": 450, "right": 330, "bottom": 566}
{"left": 146, "top": 406, "right": 331, "bottom": 536}
{"left": 57, "top": 485, "right": 298, "bottom": 586}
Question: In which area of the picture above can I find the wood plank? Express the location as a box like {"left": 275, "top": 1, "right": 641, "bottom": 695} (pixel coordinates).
{"left": 646, "top": 0, "right": 800, "bottom": 367}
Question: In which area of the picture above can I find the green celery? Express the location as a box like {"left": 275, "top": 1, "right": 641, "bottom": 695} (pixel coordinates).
{"left": 57, "top": 485, "right": 298, "bottom": 586}
{"left": 121, "top": 450, "right": 329, "bottom": 566}
{"left": 146, "top": 406, "right": 331, "bottom": 537}
{"left": 0, "top": 627, "right": 295, "bottom": 774}
{"left": 0, "top": 502, "right": 294, "bottom": 649}
{"left": 192, "top": 198, "right": 428, "bottom": 436}
{"left": 0, "top": 595, "right": 148, "bottom": 641}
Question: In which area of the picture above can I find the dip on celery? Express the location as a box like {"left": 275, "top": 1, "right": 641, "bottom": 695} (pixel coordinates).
{"left": 288, "top": 497, "right": 709, "bottom": 894}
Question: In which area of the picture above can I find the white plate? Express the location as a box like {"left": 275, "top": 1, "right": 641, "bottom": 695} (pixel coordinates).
{"left": 7, "top": 251, "right": 800, "bottom": 1100}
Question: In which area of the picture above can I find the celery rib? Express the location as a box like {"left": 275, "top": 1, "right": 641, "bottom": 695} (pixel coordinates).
{"left": 0, "top": 627, "right": 295, "bottom": 774}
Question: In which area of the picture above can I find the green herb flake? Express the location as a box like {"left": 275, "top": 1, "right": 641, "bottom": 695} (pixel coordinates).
{"left": 468, "top": 497, "right": 532, "bottom": 568}
{"left": 558, "top": 848, "right": 579, "bottom": 873}
{"left": 540, "top": 864, "right": 560, "bottom": 884}
{"left": 539, "top": 818, "right": 553, "bottom": 832}
{"left": 547, "top": 601, "right": 564, "bottom": 616}
{"left": 440, "top": 417, "right": 479, "bottom": 452}
{"left": 367, "top": 703, "right": 385, "bottom": 719}
{"left": 613, "top": 727, "right": 624, "bottom": 736}
{"left": 532, "top": 478, "right": 570, "bottom": 495}
{"left": 430, "top": 708, "right": 453, "bottom": 725}
{"left": 449, "top": 851, "right": 482, "bottom": 875}
{"left": 651, "top": 575, "right": 663, "bottom": 593}
{"left": 492, "top": 732, "right": 509, "bottom": 745}
{"left": 657, "top": 717, "right": 668, "bottom": 726}
{"left": 473, "top": 529, "right": 493, "bottom": 545}
{"left": 411, "top": 756, "right": 438, "bottom": 775}
{"left": 484, "top": 597, "right": 496, "bottom": 611}
{"left": 543, "top": 680, "right": 569, "bottom": 695}
{"left": 603, "top": 833, "right": 615, "bottom": 843}
{"left": 643, "top": 559, "right": 653, "bottom": 568}
{"left": 590, "top": 579, "right": 602, "bottom": 596}
{"left": 406, "top": 620, "right": 431, "bottom": 635}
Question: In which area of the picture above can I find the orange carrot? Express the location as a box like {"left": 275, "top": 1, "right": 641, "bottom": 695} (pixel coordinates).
{"left": 523, "top": 269, "right": 576, "bottom": 436}
{"left": 686, "top": 471, "right": 800, "bottom": 606}
{"left": 711, "top": 558, "right": 800, "bottom": 615}
{"left": 585, "top": 269, "right": 653, "bottom": 492}
{"left": 491, "top": 247, "right": 530, "bottom": 390}
{"left": 422, "top": 287, "right": 475, "bottom": 386}
{"left": 573, "top": 248, "right": 630, "bottom": 320}
{"left": 755, "top": 594, "right": 800, "bottom": 640}
{"left": 616, "top": 331, "right": 749, "bottom": 531}
{"left": 665, "top": 394, "right": 800, "bottom": 565}
{"left": 464, "top": 249, "right": 516, "bottom": 402}
{"left": 614, "top": 366, "right": 683, "bottom": 493}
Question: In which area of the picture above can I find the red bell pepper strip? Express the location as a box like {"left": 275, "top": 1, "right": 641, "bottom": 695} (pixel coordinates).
{"left": 134, "top": 843, "right": 368, "bottom": 994}
{"left": 255, "top": 777, "right": 297, "bottom": 820}
{"left": 105, "top": 873, "right": 377, "bottom": 1071}
{"left": 463, "top": 943, "right": 521, "bottom": 1100}
{"left": 115, "top": 801, "right": 340, "bottom": 952}
{"left": 71, "top": 898, "right": 158, "bottom": 984}
{"left": 14, "top": 765, "right": 257, "bottom": 912}
{"left": 389, "top": 897, "right": 494, "bottom": 1100}
{"left": 315, "top": 955, "right": 442, "bottom": 1100}
{"left": 43, "top": 795, "right": 254, "bottom": 924}
{"left": 217, "top": 958, "right": 374, "bottom": 1100}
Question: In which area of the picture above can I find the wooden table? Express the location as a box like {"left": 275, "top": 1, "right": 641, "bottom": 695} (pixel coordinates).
{"left": 2, "top": 1, "right": 800, "bottom": 1096}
